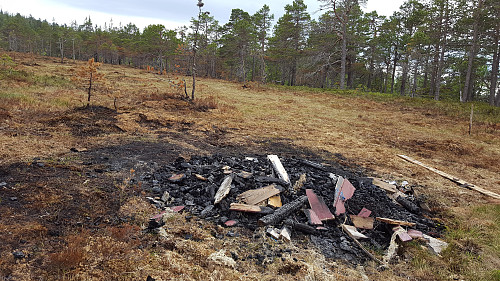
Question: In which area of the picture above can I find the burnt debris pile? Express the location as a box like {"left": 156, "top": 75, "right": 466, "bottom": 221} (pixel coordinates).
{"left": 141, "top": 154, "right": 442, "bottom": 264}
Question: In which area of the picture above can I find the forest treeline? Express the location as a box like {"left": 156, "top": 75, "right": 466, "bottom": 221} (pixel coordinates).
{"left": 0, "top": 0, "right": 499, "bottom": 106}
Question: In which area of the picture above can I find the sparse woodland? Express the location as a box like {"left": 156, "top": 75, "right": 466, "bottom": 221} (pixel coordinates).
{"left": 0, "top": 0, "right": 499, "bottom": 105}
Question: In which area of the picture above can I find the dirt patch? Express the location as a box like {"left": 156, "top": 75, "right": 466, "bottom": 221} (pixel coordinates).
{"left": 45, "top": 105, "right": 124, "bottom": 137}
{"left": 392, "top": 138, "right": 477, "bottom": 158}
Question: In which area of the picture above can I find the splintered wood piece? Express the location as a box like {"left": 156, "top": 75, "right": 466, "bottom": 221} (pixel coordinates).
{"left": 195, "top": 174, "right": 207, "bottom": 181}
{"left": 258, "top": 196, "right": 308, "bottom": 226}
{"left": 267, "top": 228, "right": 281, "bottom": 240}
{"left": 169, "top": 173, "right": 186, "bottom": 182}
{"left": 214, "top": 175, "right": 233, "bottom": 204}
{"left": 370, "top": 178, "right": 398, "bottom": 194}
{"left": 280, "top": 226, "right": 291, "bottom": 241}
{"left": 293, "top": 173, "right": 307, "bottom": 192}
{"left": 229, "top": 203, "right": 273, "bottom": 214}
{"left": 342, "top": 224, "right": 368, "bottom": 239}
{"left": 236, "top": 184, "right": 281, "bottom": 205}
{"left": 267, "top": 155, "right": 291, "bottom": 185}
{"left": 350, "top": 215, "right": 374, "bottom": 230}
{"left": 303, "top": 209, "right": 323, "bottom": 225}
{"left": 398, "top": 154, "right": 500, "bottom": 200}
{"left": 358, "top": 208, "right": 372, "bottom": 218}
{"left": 376, "top": 217, "right": 416, "bottom": 227}
{"left": 268, "top": 194, "right": 282, "bottom": 207}
{"left": 306, "top": 189, "right": 334, "bottom": 221}
{"left": 237, "top": 171, "right": 253, "bottom": 179}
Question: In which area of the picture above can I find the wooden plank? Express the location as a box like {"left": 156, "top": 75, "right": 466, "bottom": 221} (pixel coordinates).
{"left": 303, "top": 209, "right": 323, "bottom": 225}
{"left": 370, "top": 177, "right": 399, "bottom": 194}
{"left": 350, "top": 215, "right": 374, "bottom": 230}
{"left": 376, "top": 217, "right": 416, "bottom": 227}
{"left": 306, "top": 189, "right": 335, "bottom": 221}
{"left": 229, "top": 203, "right": 273, "bottom": 214}
{"left": 267, "top": 155, "right": 291, "bottom": 185}
{"left": 398, "top": 154, "right": 500, "bottom": 200}
{"left": 268, "top": 194, "right": 282, "bottom": 207}
{"left": 214, "top": 175, "right": 233, "bottom": 204}
{"left": 236, "top": 184, "right": 281, "bottom": 205}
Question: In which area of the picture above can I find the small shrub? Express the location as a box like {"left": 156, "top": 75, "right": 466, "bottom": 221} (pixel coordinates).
{"left": 46, "top": 234, "right": 87, "bottom": 273}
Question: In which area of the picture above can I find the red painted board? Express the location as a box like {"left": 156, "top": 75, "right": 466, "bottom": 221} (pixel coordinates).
{"left": 334, "top": 179, "right": 356, "bottom": 215}
{"left": 407, "top": 229, "right": 424, "bottom": 239}
{"left": 398, "top": 231, "right": 413, "bottom": 242}
{"left": 170, "top": 206, "right": 185, "bottom": 212}
{"left": 224, "top": 220, "right": 238, "bottom": 227}
{"left": 306, "top": 189, "right": 335, "bottom": 221}
{"left": 358, "top": 208, "right": 372, "bottom": 218}
{"left": 303, "top": 209, "right": 323, "bottom": 225}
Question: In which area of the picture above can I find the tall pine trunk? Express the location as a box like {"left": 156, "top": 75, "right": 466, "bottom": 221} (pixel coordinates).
{"left": 434, "top": 1, "right": 449, "bottom": 101}
{"left": 340, "top": 23, "right": 347, "bottom": 89}
{"left": 489, "top": 24, "right": 499, "bottom": 106}
{"left": 463, "top": 0, "right": 483, "bottom": 102}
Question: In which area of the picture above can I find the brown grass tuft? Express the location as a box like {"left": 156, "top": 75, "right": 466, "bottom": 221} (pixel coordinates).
{"left": 192, "top": 95, "right": 218, "bottom": 112}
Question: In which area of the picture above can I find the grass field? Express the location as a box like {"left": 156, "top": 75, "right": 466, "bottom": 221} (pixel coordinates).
{"left": 0, "top": 52, "right": 499, "bottom": 280}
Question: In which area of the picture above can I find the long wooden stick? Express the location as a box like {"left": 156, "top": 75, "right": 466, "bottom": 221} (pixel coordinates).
{"left": 341, "top": 224, "right": 383, "bottom": 264}
{"left": 398, "top": 155, "right": 500, "bottom": 200}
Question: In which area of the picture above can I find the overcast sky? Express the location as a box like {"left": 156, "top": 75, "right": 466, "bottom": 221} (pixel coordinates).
{"left": 0, "top": 0, "right": 406, "bottom": 31}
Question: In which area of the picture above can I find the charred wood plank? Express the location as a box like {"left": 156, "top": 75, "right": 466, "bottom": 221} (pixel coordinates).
{"left": 284, "top": 219, "right": 316, "bottom": 234}
{"left": 396, "top": 196, "right": 421, "bottom": 214}
{"left": 258, "top": 195, "right": 308, "bottom": 226}
{"left": 300, "top": 159, "right": 326, "bottom": 171}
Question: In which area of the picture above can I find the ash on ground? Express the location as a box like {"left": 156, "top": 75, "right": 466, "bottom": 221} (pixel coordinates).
{"left": 140, "top": 154, "right": 438, "bottom": 264}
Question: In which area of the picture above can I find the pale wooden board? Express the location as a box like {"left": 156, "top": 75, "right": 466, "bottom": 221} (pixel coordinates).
{"left": 267, "top": 155, "right": 291, "bottom": 185}
{"left": 376, "top": 217, "right": 416, "bottom": 227}
{"left": 268, "top": 194, "right": 282, "bottom": 207}
{"left": 229, "top": 203, "right": 262, "bottom": 213}
{"left": 214, "top": 175, "right": 233, "bottom": 204}
{"left": 370, "top": 177, "right": 399, "bottom": 194}
{"left": 236, "top": 184, "right": 281, "bottom": 205}
{"left": 350, "top": 215, "right": 374, "bottom": 230}
{"left": 398, "top": 154, "right": 500, "bottom": 200}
